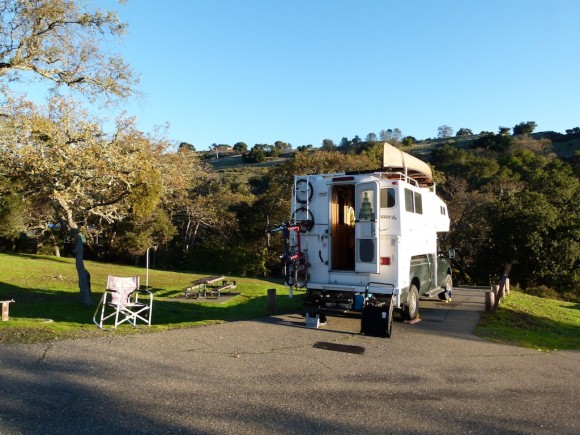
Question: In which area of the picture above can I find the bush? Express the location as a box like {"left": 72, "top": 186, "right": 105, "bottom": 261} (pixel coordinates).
{"left": 523, "top": 285, "right": 561, "bottom": 300}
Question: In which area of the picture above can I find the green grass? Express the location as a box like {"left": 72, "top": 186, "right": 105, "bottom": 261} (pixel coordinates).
{"left": 3, "top": 254, "right": 579, "bottom": 350}
{"left": 475, "top": 290, "right": 580, "bottom": 351}
{"left": 0, "top": 253, "right": 303, "bottom": 344}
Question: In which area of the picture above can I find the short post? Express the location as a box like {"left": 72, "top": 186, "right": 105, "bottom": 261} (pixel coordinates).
{"left": 492, "top": 263, "right": 512, "bottom": 312}
{"left": 267, "top": 289, "right": 277, "bottom": 315}
{"left": 505, "top": 278, "right": 510, "bottom": 296}
{"left": 485, "top": 290, "right": 495, "bottom": 313}
{"left": 1, "top": 300, "right": 15, "bottom": 321}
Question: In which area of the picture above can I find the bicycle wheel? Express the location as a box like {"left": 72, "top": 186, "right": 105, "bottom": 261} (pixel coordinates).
{"left": 291, "top": 207, "right": 314, "bottom": 232}
{"left": 284, "top": 261, "right": 296, "bottom": 287}
{"left": 295, "top": 261, "right": 308, "bottom": 288}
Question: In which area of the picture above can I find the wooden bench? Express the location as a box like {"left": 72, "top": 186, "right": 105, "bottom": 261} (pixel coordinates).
{"left": 183, "top": 276, "right": 236, "bottom": 299}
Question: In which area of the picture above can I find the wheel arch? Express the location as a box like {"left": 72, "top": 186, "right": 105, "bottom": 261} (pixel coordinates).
{"left": 410, "top": 277, "right": 421, "bottom": 292}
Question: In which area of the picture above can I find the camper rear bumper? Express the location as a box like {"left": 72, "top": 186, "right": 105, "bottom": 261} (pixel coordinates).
{"left": 311, "top": 283, "right": 398, "bottom": 295}
{"left": 305, "top": 283, "right": 401, "bottom": 312}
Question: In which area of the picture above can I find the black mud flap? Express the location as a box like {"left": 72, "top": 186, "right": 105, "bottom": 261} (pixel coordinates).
{"left": 360, "top": 296, "right": 394, "bottom": 338}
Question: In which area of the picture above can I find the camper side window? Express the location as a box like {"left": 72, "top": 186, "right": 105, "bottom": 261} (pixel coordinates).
{"left": 404, "top": 188, "right": 423, "bottom": 214}
{"left": 414, "top": 192, "right": 423, "bottom": 214}
{"left": 405, "top": 189, "right": 414, "bottom": 212}
{"left": 380, "top": 188, "right": 396, "bottom": 208}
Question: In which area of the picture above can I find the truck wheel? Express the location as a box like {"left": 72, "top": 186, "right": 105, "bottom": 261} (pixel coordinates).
{"left": 403, "top": 285, "right": 419, "bottom": 320}
{"left": 438, "top": 275, "right": 453, "bottom": 301}
{"left": 385, "top": 297, "right": 394, "bottom": 338}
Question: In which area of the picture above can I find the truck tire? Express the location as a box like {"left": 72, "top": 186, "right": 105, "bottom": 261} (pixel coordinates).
{"left": 438, "top": 274, "right": 453, "bottom": 301}
{"left": 386, "top": 297, "right": 394, "bottom": 338}
{"left": 403, "top": 285, "right": 419, "bottom": 320}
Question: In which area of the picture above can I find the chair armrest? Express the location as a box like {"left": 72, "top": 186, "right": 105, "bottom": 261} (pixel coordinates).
{"left": 134, "top": 288, "right": 153, "bottom": 303}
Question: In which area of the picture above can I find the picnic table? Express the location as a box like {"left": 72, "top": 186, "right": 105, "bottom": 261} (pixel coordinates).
{"left": 183, "top": 276, "right": 236, "bottom": 299}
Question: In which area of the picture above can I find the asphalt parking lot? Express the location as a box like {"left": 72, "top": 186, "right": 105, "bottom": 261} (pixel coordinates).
{"left": 1, "top": 288, "right": 579, "bottom": 434}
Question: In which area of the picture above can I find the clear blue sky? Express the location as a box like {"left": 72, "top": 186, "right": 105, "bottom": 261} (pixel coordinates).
{"left": 96, "top": 0, "right": 579, "bottom": 150}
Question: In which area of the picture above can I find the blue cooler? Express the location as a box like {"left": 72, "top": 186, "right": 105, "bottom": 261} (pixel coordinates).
{"left": 353, "top": 295, "right": 364, "bottom": 311}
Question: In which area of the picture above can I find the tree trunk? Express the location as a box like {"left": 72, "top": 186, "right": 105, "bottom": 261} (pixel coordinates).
{"left": 192, "top": 222, "right": 200, "bottom": 247}
{"left": 72, "top": 228, "right": 93, "bottom": 306}
{"left": 54, "top": 193, "right": 92, "bottom": 306}
{"left": 49, "top": 231, "right": 60, "bottom": 257}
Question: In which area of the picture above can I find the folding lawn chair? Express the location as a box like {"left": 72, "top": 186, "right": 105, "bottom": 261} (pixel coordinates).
{"left": 93, "top": 276, "right": 153, "bottom": 328}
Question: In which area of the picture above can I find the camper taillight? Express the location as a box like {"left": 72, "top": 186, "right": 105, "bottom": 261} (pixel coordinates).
{"left": 380, "top": 257, "right": 391, "bottom": 265}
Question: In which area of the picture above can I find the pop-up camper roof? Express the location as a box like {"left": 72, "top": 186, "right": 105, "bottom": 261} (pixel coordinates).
{"left": 382, "top": 142, "right": 433, "bottom": 186}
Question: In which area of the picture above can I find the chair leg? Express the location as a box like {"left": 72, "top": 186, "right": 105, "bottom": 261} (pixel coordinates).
{"left": 94, "top": 299, "right": 152, "bottom": 328}
{"left": 114, "top": 306, "right": 121, "bottom": 328}
{"left": 93, "top": 295, "right": 107, "bottom": 328}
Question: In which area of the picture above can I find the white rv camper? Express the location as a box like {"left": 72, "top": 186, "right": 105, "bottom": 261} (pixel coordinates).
{"left": 287, "top": 143, "right": 453, "bottom": 326}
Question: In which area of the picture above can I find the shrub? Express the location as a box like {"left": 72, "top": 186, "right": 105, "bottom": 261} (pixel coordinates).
{"left": 523, "top": 285, "right": 561, "bottom": 300}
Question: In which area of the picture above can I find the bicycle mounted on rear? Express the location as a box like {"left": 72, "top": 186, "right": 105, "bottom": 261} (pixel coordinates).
{"left": 269, "top": 222, "right": 309, "bottom": 289}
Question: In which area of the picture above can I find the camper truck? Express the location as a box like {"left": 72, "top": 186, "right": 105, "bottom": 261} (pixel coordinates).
{"left": 287, "top": 143, "right": 453, "bottom": 327}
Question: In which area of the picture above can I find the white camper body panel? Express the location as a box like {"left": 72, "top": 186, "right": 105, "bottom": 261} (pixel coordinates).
{"left": 291, "top": 164, "right": 450, "bottom": 311}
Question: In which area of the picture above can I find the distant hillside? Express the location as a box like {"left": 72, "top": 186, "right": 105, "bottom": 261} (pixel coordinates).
{"left": 202, "top": 133, "right": 579, "bottom": 172}
{"left": 550, "top": 138, "right": 580, "bottom": 159}
{"left": 206, "top": 154, "right": 290, "bottom": 170}
{"left": 205, "top": 151, "right": 295, "bottom": 171}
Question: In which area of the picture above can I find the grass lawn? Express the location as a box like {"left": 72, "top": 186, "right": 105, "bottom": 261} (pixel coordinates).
{"left": 2, "top": 253, "right": 579, "bottom": 350}
{"left": 475, "top": 290, "right": 580, "bottom": 351}
{"left": 0, "top": 253, "right": 303, "bottom": 344}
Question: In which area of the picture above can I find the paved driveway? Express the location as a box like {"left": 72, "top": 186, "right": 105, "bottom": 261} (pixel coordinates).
{"left": 0, "top": 289, "right": 578, "bottom": 434}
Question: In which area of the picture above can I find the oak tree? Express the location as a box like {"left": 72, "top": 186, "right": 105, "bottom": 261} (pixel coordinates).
{"left": 438, "top": 125, "right": 454, "bottom": 138}
{"left": 0, "top": 96, "right": 167, "bottom": 305}
{"left": 0, "top": 0, "right": 136, "bottom": 101}
{"left": 513, "top": 121, "right": 537, "bottom": 135}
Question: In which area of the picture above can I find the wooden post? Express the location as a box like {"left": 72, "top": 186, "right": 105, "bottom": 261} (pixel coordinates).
{"left": 505, "top": 278, "right": 510, "bottom": 295}
{"left": 485, "top": 290, "right": 495, "bottom": 313}
{"left": 267, "top": 289, "right": 277, "bottom": 315}
{"left": 492, "top": 263, "right": 512, "bottom": 312}
{"left": 1, "top": 300, "right": 15, "bottom": 321}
